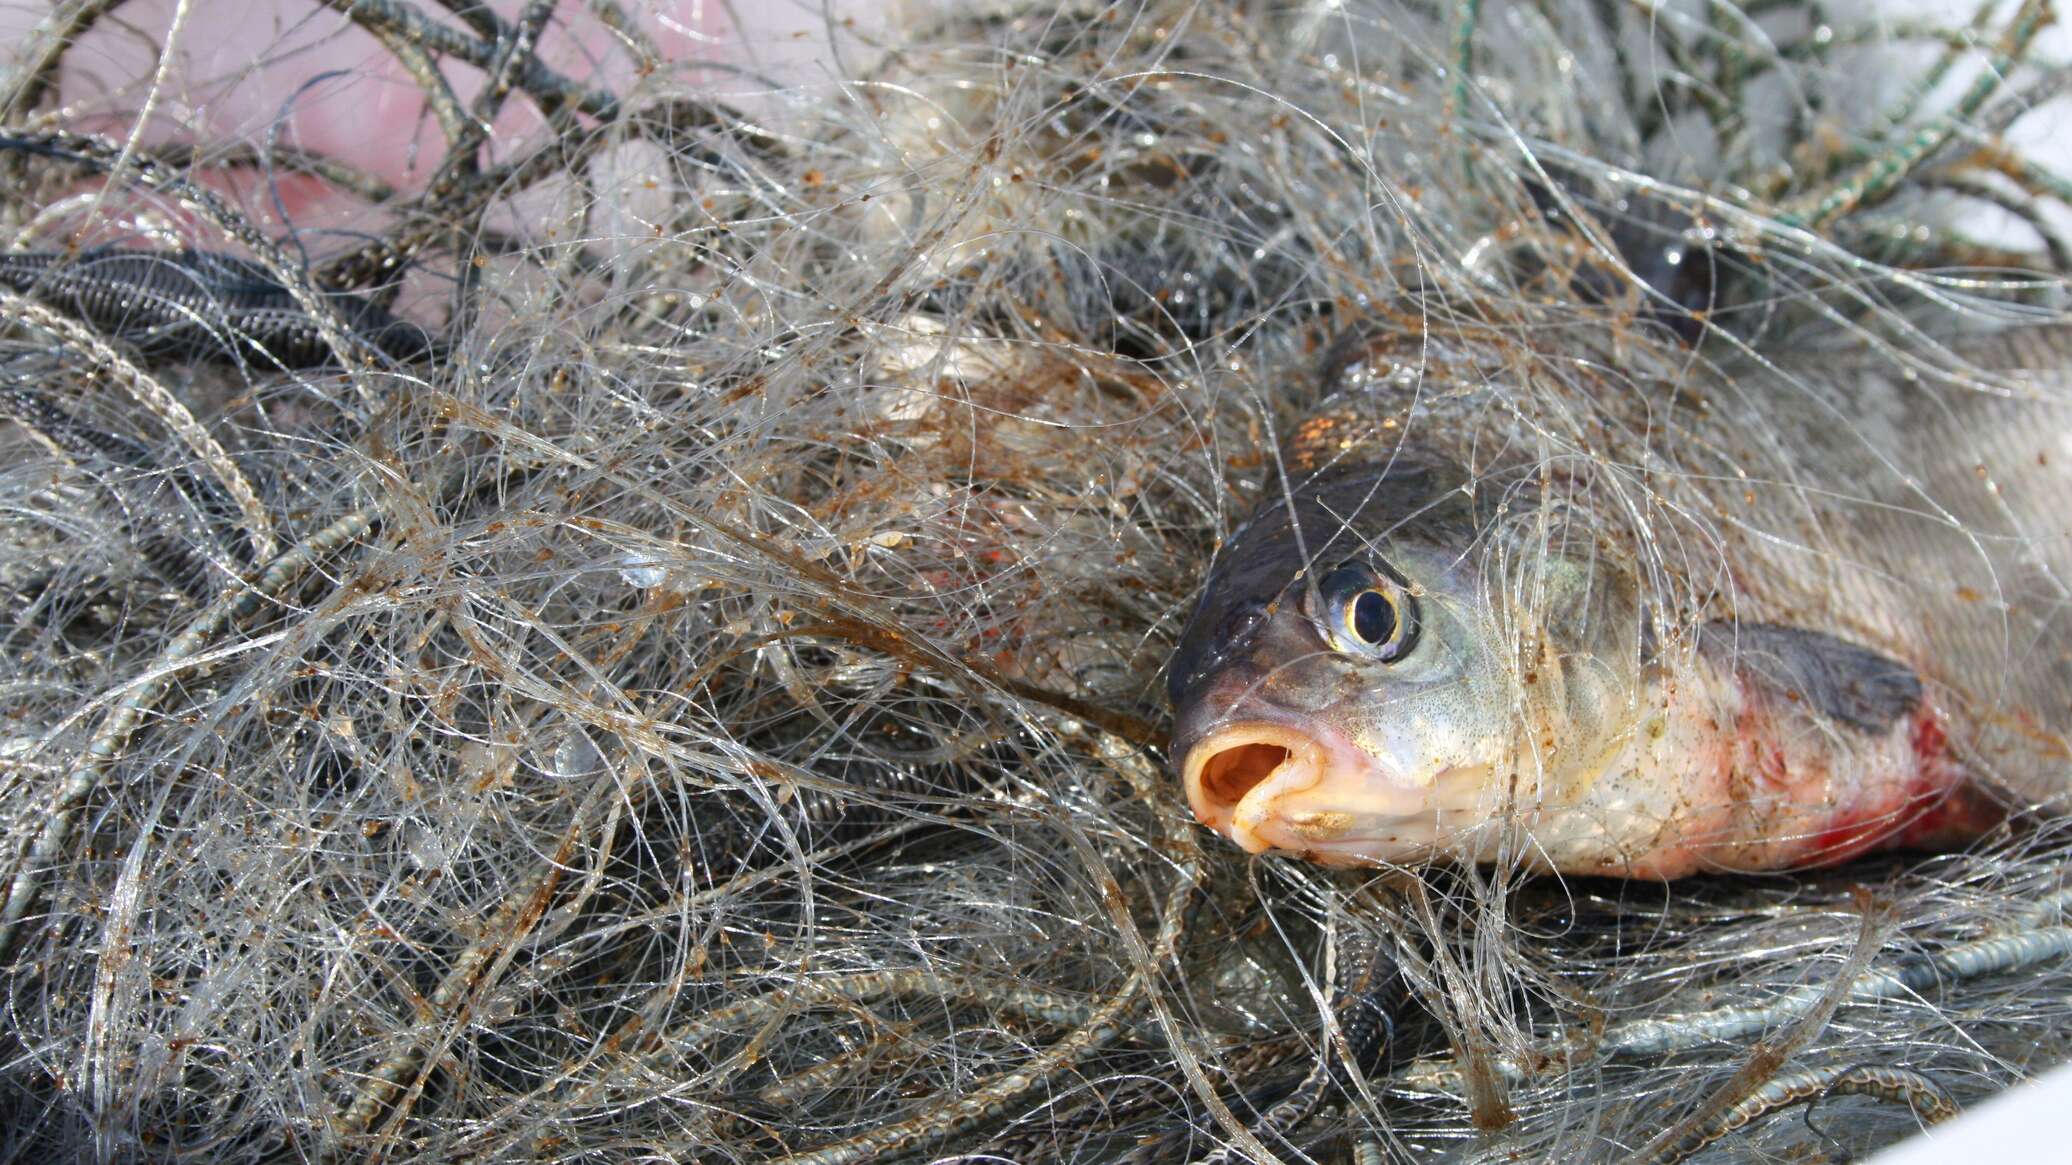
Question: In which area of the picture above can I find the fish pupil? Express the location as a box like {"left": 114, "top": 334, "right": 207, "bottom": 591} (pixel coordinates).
{"left": 1351, "top": 590, "right": 1395, "bottom": 646}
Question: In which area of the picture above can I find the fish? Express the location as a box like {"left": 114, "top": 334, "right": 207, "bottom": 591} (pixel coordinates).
{"left": 1169, "top": 308, "right": 2072, "bottom": 878}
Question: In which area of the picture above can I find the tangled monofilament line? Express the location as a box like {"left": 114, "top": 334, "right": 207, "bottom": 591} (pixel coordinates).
{"left": 0, "top": 2, "right": 2068, "bottom": 1163}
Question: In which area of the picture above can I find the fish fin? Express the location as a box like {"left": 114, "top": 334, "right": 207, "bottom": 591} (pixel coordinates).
{"left": 1698, "top": 622, "right": 1923, "bottom": 734}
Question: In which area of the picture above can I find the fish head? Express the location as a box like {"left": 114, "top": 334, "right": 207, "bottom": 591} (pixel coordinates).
{"left": 1168, "top": 462, "right": 1639, "bottom": 867}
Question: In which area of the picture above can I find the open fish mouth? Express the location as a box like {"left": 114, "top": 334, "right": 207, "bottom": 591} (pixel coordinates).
{"left": 1184, "top": 721, "right": 1322, "bottom": 850}
{"left": 1181, "top": 720, "right": 1418, "bottom": 857}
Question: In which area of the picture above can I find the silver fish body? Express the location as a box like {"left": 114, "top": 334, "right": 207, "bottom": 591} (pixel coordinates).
{"left": 1170, "top": 321, "right": 2071, "bottom": 877}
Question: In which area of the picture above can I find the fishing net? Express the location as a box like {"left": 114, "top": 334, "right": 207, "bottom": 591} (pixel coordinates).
{"left": 0, "top": 1, "right": 2066, "bottom": 1162}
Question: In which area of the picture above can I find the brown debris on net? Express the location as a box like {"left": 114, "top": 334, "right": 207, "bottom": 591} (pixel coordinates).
{"left": 0, "top": 2, "right": 2067, "bottom": 1163}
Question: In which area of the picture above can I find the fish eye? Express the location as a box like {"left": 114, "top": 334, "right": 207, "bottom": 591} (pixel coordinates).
{"left": 1313, "top": 562, "right": 1420, "bottom": 662}
{"left": 1346, "top": 588, "right": 1399, "bottom": 647}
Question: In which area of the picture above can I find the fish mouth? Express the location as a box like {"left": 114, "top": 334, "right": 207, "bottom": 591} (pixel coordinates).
{"left": 1181, "top": 721, "right": 1395, "bottom": 857}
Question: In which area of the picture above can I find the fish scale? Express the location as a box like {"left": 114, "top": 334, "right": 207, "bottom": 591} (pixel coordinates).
{"left": 1695, "top": 327, "right": 2072, "bottom": 803}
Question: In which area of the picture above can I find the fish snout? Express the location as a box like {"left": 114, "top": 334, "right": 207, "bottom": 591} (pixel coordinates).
{"left": 1177, "top": 719, "right": 1426, "bottom": 862}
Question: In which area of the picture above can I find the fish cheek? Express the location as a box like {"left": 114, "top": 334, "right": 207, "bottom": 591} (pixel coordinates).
{"left": 1260, "top": 653, "right": 1366, "bottom": 713}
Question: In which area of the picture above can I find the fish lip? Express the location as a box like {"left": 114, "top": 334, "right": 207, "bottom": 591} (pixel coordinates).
{"left": 1180, "top": 719, "right": 1358, "bottom": 855}
{"left": 1179, "top": 715, "right": 1473, "bottom": 862}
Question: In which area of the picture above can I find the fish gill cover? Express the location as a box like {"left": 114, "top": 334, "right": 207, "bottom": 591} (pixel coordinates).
{"left": 0, "top": 0, "right": 2066, "bottom": 1162}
